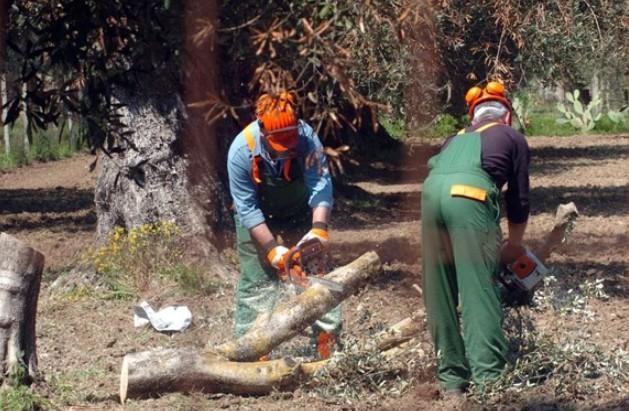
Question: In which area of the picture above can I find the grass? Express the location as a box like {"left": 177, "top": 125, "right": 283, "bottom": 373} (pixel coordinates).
{"left": 0, "top": 365, "right": 49, "bottom": 411}
{"left": 0, "top": 385, "right": 49, "bottom": 411}
{"left": 84, "top": 222, "right": 223, "bottom": 299}
{"left": 0, "top": 119, "right": 83, "bottom": 172}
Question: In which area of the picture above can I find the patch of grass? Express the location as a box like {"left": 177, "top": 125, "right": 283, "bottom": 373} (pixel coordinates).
{"left": 0, "top": 385, "right": 49, "bottom": 411}
{"left": 0, "top": 365, "right": 49, "bottom": 411}
{"left": 593, "top": 114, "right": 629, "bottom": 134}
{"left": 524, "top": 113, "right": 577, "bottom": 136}
{"left": 85, "top": 222, "right": 221, "bottom": 299}
{"left": 379, "top": 113, "right": 406, "bottom": 140}
{"left": 421, "top": 114, "right": 469, "bottom": 139}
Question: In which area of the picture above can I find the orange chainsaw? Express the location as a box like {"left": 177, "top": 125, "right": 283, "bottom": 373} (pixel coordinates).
{"left": 499, "top": 202, "right": 578, "bottom": 306}
{"left": 282, "top": 238, "right": 344, "bottom": 293}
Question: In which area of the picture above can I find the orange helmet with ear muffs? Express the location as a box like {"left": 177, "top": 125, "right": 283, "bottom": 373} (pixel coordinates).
{"left": 465, "top": 81, "right": 512, "bottom": 119}
{"left": 255, "top": 91, "right": 299, "bottom": 159}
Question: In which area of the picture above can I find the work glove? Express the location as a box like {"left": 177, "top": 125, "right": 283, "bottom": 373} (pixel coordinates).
{"left": 267, "top": 245, "right": 290, "bottom": 271}
{"left": 500, "top": 242, "right": 526, "bottom": 266}
{"left": 297, "top": 227, "right": 329, "bottom": 248}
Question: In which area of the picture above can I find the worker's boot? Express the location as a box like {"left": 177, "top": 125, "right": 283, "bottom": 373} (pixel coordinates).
{"left": 316, "top": 331, "right": 337, "bottom": 360}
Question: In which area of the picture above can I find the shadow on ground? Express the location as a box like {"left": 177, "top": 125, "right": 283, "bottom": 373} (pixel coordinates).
{"left": 530, "top": 144, "right": 629, "bottom": 176}
{"left": 528, "top": 185, "right": 628, "bottom": 217}
{"left": 0, "top": 188, "right": 94, "bottom": 214}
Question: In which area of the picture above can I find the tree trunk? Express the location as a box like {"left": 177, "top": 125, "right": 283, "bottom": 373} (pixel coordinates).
{"left": 0, "top": 233, "right": 44, "bottom": 385}
{"left": 94, "top": 0, "right": 230, "bottom": 259}
{"left": 94, "top": 88, "right": 206, "bottom": 240}
{"left": 0, "top": 0, "right": 8, "bottom": 156}
{"left": 214, "top": 252, "right": 381, "bottom": 362}
{"left": 21, "top": 82, "right": 30, "bottom": 154}
{"left": 120, "top": 315, "right": 420, "bottom": 401}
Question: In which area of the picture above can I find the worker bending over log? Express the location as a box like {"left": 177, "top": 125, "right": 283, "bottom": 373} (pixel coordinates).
{"left": 227, "top": 90, "right": 341, "bottom": 359}
{"left": 421, "top": 81, "right": 531, "bottom": 397}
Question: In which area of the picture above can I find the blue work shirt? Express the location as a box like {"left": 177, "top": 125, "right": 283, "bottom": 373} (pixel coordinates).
{"left": 227, "top": 120, "right": 333, "bottom": 230}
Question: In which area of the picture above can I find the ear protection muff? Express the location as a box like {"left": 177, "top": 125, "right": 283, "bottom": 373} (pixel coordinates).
{"left": 465, "top": 86, "right": 483, "bottom": 106}
{"left": 465, "top": 81, "right": 512, "bottom": 120}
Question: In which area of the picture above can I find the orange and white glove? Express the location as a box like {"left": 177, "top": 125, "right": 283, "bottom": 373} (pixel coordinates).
{"left": 297, "top": 227, "right": 329, "bottom": 248}
{"left": 267, "top": 245, "right": 290, "bottom": 271}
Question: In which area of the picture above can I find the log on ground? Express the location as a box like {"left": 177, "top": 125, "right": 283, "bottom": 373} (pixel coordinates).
{"left": 215, "top": 251, "right": 382, "bottom": 362}
{"left": 120, "top": 315, "right": 421, "bottom": 401}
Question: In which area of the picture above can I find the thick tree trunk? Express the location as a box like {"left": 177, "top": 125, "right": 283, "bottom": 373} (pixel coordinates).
{"left": 0, "top": 233, "right": 44, "bottom": 385}
{"left": 0, "top": 0, "right": 8, "bottom": 156}
{"left": 215, "top": 252, "right": 382, "bottom": 362}
{"left": 94, "top": 0, "right": 229, "bottom": 258}
{"left": 94, "top": 89, "right": 205, "bottom": 239}
{"left": 120, "top": 315, "right": 421, "bottom": 401}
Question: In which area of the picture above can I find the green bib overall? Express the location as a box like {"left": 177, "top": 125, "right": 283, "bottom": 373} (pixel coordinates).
{"left": 421, "top": 123, "right": 507, "bottom": 390}
{"left": 233, "top": 152, "right": 341, "bottom": 348}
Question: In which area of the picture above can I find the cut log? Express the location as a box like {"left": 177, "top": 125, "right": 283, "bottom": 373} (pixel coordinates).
{"left": 214, "top": 251, "right": 382, "bottom": 362}
{"left": 120, "top": 315, "right": 420, "bottom": 401}
{"left": 0, "top": 233, "right": 45, "bottom": 385}
{"left": 120, "top": 349, "right": 303, "bottom": 402}
{"left": 535, "top": 202, "right": 579, "bottom": 261}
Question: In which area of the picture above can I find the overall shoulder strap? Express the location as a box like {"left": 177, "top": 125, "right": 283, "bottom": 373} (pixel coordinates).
{"left": 457, "top": 121, "right": 499, "bottom": 135}
{"left": 243, "top": 124, "right": 263, "bottom": 184}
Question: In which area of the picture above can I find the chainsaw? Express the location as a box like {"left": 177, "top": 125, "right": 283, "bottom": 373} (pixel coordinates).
{"left": 499, "top": 202, "right": 579, "bottom": 307}
{"left": 282, "top": 238, "right": 344, "bottom": 293}
{"left": 499, "top": 248, "right": 550, "bottom": 306}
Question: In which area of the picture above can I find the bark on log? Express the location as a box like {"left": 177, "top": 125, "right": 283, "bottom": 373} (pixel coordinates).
{"left": 120, "top": 349, "right": 303, "bottom": 402}
{"left": 535, "top": 202, "right": 579, "bottom": 261}
{"left": 214, "top": 251, "right": 382, "bottom": 362}
{"left": 120, "top": 315, "right": 420, "bottom": 401}
{"left": 0, "top": 233, "right": 44, "bottom": 385}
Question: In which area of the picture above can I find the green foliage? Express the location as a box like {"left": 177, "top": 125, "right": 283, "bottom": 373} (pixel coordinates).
{"left": 605, "top": 108, "right": 629, "bottom": 126}
{"left": 435, "top": 1, "right": 627, "bottom": 112}
{"left": 593, "top": 114, "right": 629, "bottom": 134}
{"left": 525, "top": 113, "right": 577, "bottom": 136}
{"left": 8, "top": 1, "right": 183, "bottom": 151}
{"left": 85, "top": 222, "right": 220, "bottom": 298}
{"left": 0, "top": 362, "right": 48, "bottom": 411}
{"left": 511, "top": 93, "right": 531, "bottom": 132}
{"left": 219, "top": 1, "right": 413, "bottom": 139}
{"left": 556, "top": 90, "right": 602, "bottom": 133}
{"left": 430, "top": 114, "right": 460, "bottom": 137}
{"left": 378, "top": 114, "right": 406, "bottom": 140}
{"left": 0, "top": 385, "right": 48, "bottom": 411}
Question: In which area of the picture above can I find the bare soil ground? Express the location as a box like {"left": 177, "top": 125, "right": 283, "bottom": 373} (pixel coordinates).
{"left": 0, "top": 134, "right": 627, "bottom": 410}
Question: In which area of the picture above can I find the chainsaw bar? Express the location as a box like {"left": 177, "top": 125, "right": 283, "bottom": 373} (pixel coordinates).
{"left": 308, "top": 276, "right": 344, "bottom": 293}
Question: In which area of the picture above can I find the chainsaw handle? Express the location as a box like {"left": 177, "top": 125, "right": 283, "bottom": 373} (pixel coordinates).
{"left": 283, "top": 246, "right": 301, "bottom": 280}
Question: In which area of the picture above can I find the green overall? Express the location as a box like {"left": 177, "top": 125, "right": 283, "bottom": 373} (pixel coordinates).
{"left": 233, "top": 140, "right": 342, "bottom": 345}
{"left": 421, "top": 123, "right": 507, "bottom": 390}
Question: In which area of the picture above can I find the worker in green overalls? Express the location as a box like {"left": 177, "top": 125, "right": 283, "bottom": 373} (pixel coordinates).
{"left": 421, "top": 81, "right": 531, "bottom": 396}
{"left": 227, "top": 91, "right": 341, "bottom": 359}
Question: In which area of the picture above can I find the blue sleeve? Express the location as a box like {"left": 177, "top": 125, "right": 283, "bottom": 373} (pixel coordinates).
{"left": 300, "top": 122, "right": 334, "bottom": 209}
{"left": 227, "top": 139, "right": 265, "bottom": 229}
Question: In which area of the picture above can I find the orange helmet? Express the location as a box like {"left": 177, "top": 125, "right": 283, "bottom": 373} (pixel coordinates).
{"left": 465, "top": 81, "right": 512, "bottom": 119}
{"left": 255, "top": 91, "right": 299, "bottom": 158}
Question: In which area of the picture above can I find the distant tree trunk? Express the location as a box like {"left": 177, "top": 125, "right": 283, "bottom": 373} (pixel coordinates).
{"left": 404, "top": 0, "right": 441, "bottom": 129}
{"left": 21, "top": 82, "right": 30, "bottom": 154}
{"left": 0, "top": 0, "right": 9, "bottom": 156}
{"left": 94, "top": 0, "right": 229, "bottom": 266}
{"left": 0, "top": 233, "right": 44, "bottom": 386}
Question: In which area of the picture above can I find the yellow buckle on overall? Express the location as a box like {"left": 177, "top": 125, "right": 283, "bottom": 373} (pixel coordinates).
{"left": 450, "top": 184, "right": 487, "bottom": 202}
